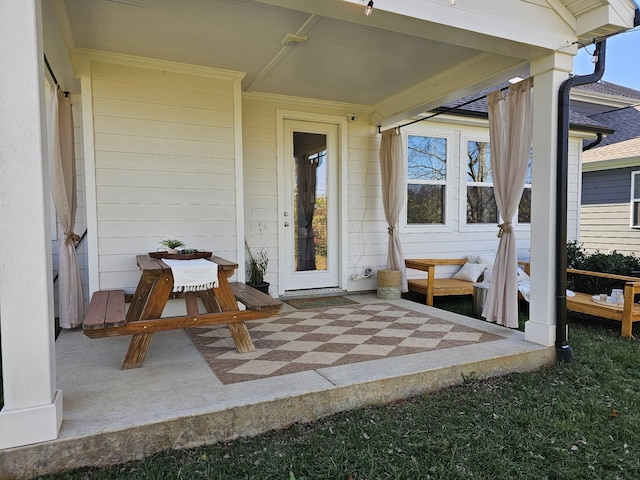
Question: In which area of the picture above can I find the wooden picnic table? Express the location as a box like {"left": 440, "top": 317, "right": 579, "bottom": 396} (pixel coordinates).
{"left": 84, "top": 254, "right": 282, "bottom": 369}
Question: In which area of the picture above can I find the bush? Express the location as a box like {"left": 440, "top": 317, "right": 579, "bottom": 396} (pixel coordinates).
{"left": 566, "top": 241, "right": 640, "bottom": 294}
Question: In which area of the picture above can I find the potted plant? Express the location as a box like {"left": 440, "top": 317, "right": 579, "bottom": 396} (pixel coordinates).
{"left": 159, "top": 238, "right": 185, "bottom": 254}
{"left": 245, "top": 239, "right": 269, "bottom": 294}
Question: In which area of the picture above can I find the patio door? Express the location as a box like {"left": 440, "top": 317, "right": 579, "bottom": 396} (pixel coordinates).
{"left": 281, "top": 119, "right": 339, "bottom": 292}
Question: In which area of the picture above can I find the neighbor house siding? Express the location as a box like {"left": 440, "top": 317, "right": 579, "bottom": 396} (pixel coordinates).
{"left": 89, "top": 61, "right": 239, "bottom": 292}
{"left": 580, "top": 167, "right": 640, "bottom": 255}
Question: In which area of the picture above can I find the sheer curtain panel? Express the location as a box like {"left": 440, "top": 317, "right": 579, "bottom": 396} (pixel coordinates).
{"left": 482, "top": 77, "right": 533, "bottom": 327}
{"left": 47, "top": 88, "right": 85, "bottom": 328}
{"left": 380, "top": 128, "right": 407, "bottom": 292}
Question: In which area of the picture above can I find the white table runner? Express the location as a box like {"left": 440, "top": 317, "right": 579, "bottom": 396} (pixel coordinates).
{"left": 163, "top": 258, "right": 218, "bottom": 292}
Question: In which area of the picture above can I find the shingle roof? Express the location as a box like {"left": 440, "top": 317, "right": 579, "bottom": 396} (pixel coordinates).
{"left": 436, "top": 80, "right": 612, "bottom": 133}
{"left": 583, "top": 105, "right": 640, "bottom": 162}
{"left": 431, "top": 78, "right": 640, "bottom": 164}
{"left": 575, "top": 80, "right": 640, "bottom": 101}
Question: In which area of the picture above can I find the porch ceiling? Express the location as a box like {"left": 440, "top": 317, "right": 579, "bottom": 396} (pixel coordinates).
{"left": 50, "top": 0, "right": 636, "bottom": 126}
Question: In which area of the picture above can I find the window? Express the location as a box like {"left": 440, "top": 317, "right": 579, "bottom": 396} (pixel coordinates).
{"left": 406, "top": 135, "right": 447, "bottom": 224}
{"left": 518, "top": 156, "right": 532, "bottom": 224}
{"left": 466, "top": 141, "right": 496, "bottom": 223}
{"left": 466, "top": 140, "right": 532, "bottom": 225}
{"left": 631, "top": 171, "right": 640, "bottom": 228}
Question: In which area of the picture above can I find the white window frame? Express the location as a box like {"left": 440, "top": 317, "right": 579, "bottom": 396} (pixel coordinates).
{"left": 460, "top": 136, "right": 496, "bottom": 231}
{"left": 460, "top": 135, "right": 532, "bottom": 231}
{"left": 401, "top": 129, "right": 453, "bottom": 233}
{"left": 630, "top": 171, "right": 640, "bottom": 228}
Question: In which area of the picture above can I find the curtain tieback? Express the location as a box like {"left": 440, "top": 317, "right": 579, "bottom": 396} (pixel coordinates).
{"left": 497, "top": 221, "right": 512, "bottom": 238}
{"left": 65, "top": 230, "right": 81, "bottom": 245}
{"left": 388, "top": 226, "right": 395, "bottom": 235}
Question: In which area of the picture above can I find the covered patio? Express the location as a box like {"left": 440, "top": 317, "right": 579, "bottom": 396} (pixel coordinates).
{"left": 0, "top": 293, "right": 554, "bottom": 478}
{"left": 1, "top": 0, "right": 638, "bottom": 470}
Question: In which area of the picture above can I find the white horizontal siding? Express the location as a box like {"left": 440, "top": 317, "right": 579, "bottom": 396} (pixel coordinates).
{"left": 241, "top": 95, "right": 583, "bottom": 292}
{"left": 90, "top": 61, "right": 238, "bottom": 291}
{"left": 580, "top": 203, "right": 640, "bottom": 255}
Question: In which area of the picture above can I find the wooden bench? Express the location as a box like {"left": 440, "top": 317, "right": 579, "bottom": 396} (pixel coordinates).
{"left": 405, "top": 258, "right": 530, "bottom": 307}
{"left": 229, "top": 282, "right": 283, "bottom": 313}
{"left": 405, "top": 258, "right": 476, "bottom": 306}
{"left": 84, "top": 289, "right": 127, "bottom": 332}
{"left": 84, "top": 286, "right": 283, "bottom": 338}
{"left": 566, "top": 268, "right": 640, "bottom": 338}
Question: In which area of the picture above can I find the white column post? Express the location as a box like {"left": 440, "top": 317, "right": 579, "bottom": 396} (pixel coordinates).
{"left": 0, "top": 0, "right": 63, "bottom": 448}
{"left": 524, "top": 51, "right": 574, "bottom": 346}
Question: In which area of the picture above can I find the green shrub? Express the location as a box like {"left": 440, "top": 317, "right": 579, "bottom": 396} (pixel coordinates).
{"left": 566, "top": 242, "right": 640, "bottom": 295}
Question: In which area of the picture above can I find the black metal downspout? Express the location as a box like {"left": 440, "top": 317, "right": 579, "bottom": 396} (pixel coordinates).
{"left": 582, "top": 132, "right": 603, "bottom": 152}
{"left": 555, "top": 40, "right": 606, "bottom": 362}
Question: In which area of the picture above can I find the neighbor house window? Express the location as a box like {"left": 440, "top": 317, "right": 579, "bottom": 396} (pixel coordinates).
{"left": 466, "top": 141, "right": 497, "bottom": 224}
{"left": 632, "top": 171, "right": 640, "bottom": 227}
{"left": 406, "top": 135, "right": 447, "bottom": 224}
{"left": 466, "top": 140, "right": 532, "bottom": 225}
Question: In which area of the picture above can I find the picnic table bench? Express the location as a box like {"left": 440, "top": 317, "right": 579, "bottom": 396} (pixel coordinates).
{"left": 83, "top": 254, "right": 283, "bottom": 369}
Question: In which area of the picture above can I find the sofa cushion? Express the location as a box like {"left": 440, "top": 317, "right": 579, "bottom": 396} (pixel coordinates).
{"left": 452, "top": 262, "right": 488, "bottom": 283}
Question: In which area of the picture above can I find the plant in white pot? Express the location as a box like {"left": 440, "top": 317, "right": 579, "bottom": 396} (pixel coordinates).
{"left": 159, "top": 238, "right": 185, "bottom": 254}
{"left": 245, "top": 239, "right": 269, "bottom": 295}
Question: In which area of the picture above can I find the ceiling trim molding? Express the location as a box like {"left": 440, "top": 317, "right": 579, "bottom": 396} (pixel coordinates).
{"left": 70, "top": 48, "right": 246, "bottom": 81}
{"left": 242, "top": 91, "right": 373, "bottom": 113}
{"left": 51, "top": 0, "right": 75, "bottom": 52}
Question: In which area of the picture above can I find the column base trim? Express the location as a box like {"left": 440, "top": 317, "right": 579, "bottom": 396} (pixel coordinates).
{"left": 525, "top": 321, "right": 556, "bottom": 347}
{"left": 0, "top": 390, "right": 63, "bottom": 449}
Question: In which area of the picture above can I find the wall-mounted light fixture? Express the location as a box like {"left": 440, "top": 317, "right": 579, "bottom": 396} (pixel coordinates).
{"left": 365, "top": 0, "right": 373, "bottom": 16}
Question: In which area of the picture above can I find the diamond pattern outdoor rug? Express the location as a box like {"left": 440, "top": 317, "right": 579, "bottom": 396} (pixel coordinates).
{"left": 186, "top": 302, "right": 504, "bottom": 384}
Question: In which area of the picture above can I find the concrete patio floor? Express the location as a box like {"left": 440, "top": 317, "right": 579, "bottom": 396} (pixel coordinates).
{"left": 0, "top": 293, "right": 555, "bottom": 479}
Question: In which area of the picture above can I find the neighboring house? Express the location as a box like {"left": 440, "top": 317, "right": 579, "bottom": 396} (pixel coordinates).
{"left": 574, "top": 82, "right": 640, "bottom": 255}
{"left": 1, "top": 0, "right": 638, "bottom": 450}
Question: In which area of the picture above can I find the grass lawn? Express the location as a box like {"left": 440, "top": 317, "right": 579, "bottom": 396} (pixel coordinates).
{"left": 32, "top": 298, "right": 640, "bottom": 479}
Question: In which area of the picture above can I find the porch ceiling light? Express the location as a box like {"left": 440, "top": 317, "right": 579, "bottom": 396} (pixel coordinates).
{"left": 365, "top": 0, "right": 373, "bottom": 16}
{"left": 281, "top": 33, "right": 308, "bottom": 48}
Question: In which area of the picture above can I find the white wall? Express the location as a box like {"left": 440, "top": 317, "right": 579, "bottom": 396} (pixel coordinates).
{"left": 78, "top": 63, "right": 585, "bottom": 296}
{"left": 242, "top": 96, "right": 586, "bottom": 292}
{"left": 242, "top": 95, "right": 382, "bottom": 294}
{"left": 85, "top": 61, "right": 240, "bottom": 293}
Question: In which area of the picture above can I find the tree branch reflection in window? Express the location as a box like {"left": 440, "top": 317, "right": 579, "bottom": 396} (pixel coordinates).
{"left": 407, "top": 135, "right": 446, "bottom": 224}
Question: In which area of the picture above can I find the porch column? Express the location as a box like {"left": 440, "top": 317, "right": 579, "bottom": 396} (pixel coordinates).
{"left": 0, "top": 0, "right": 63, "bottom": 448}
{"left": 524, "top": 51, "right": 574, "bottom": 346}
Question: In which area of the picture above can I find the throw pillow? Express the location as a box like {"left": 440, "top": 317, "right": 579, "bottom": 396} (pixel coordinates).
{"left": 478, "top": 254, "right": 496, "bottom": 266}
{"left": 452, "top": 262, "right": 488, "bottom": 282}
{"left": 482, "top": 268, "right": 493, "bottom": 284}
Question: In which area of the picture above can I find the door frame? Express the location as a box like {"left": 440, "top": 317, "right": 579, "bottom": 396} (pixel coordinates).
{"left": 276, "top": 109, "right": 348, "bottom": 296}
